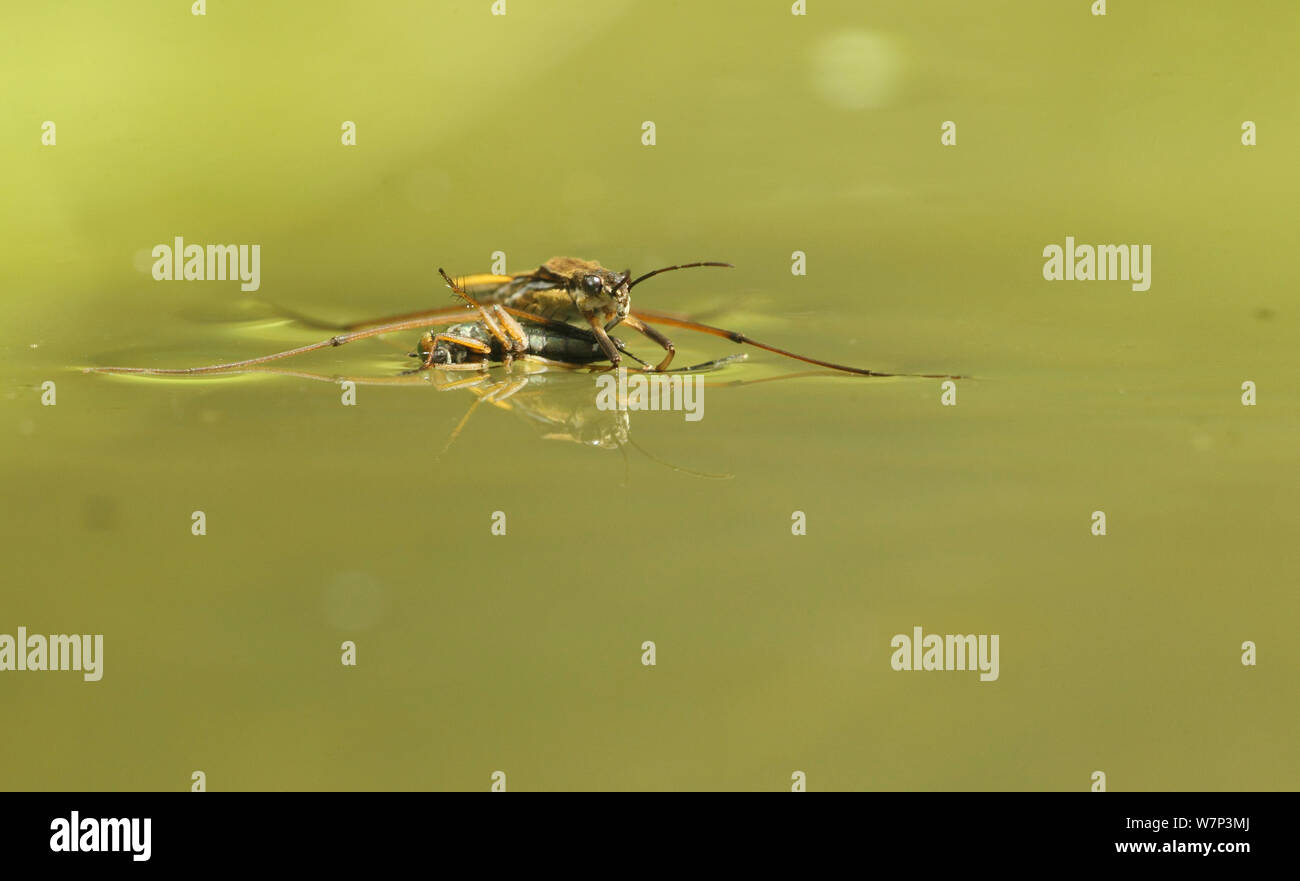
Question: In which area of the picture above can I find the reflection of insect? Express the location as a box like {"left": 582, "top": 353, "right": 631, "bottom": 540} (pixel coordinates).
{"left": 125, "top": 357, "right": 741, "bottom": 481}
{"left": 91, "top": 258, "right": 961, "bottom": 378}
{"left": 431, "top": 367, "right": 734, "bottom": 480}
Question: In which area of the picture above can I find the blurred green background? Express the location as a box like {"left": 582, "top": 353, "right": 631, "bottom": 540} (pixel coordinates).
{"left": 2, "top": 0, "right": 1296, "bottom": 790}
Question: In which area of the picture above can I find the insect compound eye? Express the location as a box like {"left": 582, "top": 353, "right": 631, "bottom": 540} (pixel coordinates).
{"left": 582, "top": 274, "right": 604, "bottom": 295}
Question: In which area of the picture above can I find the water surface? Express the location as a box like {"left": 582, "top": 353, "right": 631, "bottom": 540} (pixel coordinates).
{"left": 2, "top": 0, "right": 1296, "bottom": 790}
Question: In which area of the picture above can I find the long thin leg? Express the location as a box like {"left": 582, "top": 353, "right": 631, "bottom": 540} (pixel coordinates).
{"left": 475, "top": 304, "right": 529, "bottom": 370}
{"left": 90, "top": 311, "right": 494, "bottom": 376}
{"left": 269, "top": 302, "right": 475, "bottom": 332}
{"left": 91, "top": 271, "right": 581, "bottom": 376}
{"left": 618, "top": 314, "right": 675, "bottom": 371}
{"left": 629, "top": 309, "right": 964, "bottom": 379}
{"left": 333, "top": 272, "right": 514, "bottom": 331}
{"left": 492, "top": 305, "right": 529, "bottom": 352}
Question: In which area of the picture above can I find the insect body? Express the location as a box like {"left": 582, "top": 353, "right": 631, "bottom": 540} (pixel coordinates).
{"left": 416, "top": 270, "right": 745, "bottom": 373}
{"left": 414, "top": 268, "right": 645, "bottom": 370}
{"left": 424, "top": 257, "right": 731, "bottom": 370}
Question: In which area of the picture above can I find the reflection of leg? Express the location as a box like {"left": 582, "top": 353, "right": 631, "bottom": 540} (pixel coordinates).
{"left": 431, "top": 372, "right": 492, "bottom": 392}
{"left": 620, "top": 315, "right": 674, "bottom": 371}
{"left": 440, "top": 375, "right": 526, "bottom": 458}
{"left": 515, "top": 355, "right": 606, "bottom": 370}
{"left": 484, "top": 376, "right": 530, "bottom": 405}
{"left": 440, "top": 395, "right": 486, "bottom": 458}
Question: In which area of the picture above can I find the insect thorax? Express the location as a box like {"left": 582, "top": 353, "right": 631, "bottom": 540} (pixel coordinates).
{"left": 503, "top": 287, "right": 581, "bottom": 322}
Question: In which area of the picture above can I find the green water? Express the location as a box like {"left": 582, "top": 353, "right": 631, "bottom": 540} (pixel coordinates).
{"left": 3, "top": 1, "right": 1297, "bottom": 790}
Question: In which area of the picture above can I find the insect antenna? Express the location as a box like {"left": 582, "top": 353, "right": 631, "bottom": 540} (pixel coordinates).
{"left": 627, "top": 261, "right": 733, "bottom": 290}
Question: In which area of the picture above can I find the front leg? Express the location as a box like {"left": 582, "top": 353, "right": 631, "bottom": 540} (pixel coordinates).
{"left": 584, "top": 313, "right": 622, "bottom": 368}
{"left": 618, "top": 315, "right": 674, "bottom": 371}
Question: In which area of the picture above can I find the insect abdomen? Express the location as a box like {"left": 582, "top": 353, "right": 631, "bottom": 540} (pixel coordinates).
{"left": 524, "top": 326, "right": 604, "bottom": 363}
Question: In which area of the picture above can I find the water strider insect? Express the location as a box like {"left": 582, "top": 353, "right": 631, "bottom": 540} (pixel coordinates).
{"left": 339, "top": 259, "right": 961, "bottom": 378}
{"left": 92, "top": 267, "right": 743, "bottom": 377}
{"left": 414, "top": 269, "right": 650, "bottom": 370}
{"left": 91, "top": 257, "right": 960, "bottom": 378}
{"left": 340, "top": 257, "right": 938, "bottom": 375}
{"left": 443, "top": 257, "right": 730, "bottom": 371}
{"left": 288, "top": 257, "right": 729, "bottom": 371}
